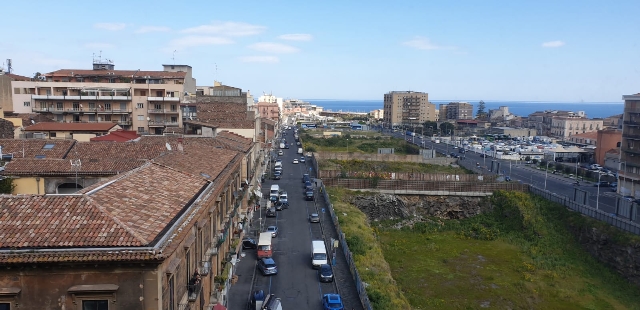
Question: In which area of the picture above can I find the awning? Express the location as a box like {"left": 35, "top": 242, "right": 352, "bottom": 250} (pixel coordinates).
{"left": 254, "top": 190, "right": 263, "bottom": 198}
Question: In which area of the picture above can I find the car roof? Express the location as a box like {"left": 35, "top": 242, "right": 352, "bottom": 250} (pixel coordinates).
{"left": 324, "top": 294, "right": 341, "bottom": 301}
{"left": 261, "top": 257, "right": 275, "bottom": 263}
{"left": 311, "top": 213, "right": 319, "bottom": 216}
{"left": 267, "top": 226, "right": 277, "bottom": 230}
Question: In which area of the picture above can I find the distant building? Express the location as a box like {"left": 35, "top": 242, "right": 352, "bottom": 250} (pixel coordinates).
{"left": 602, "top": 114, "right": 622, "bottom": 129}
{"left": 383, "top": 91, "right": 435, "bottom": 128}
{"left": 439, "top": 102, "right": 473, "bottom": 120}
{"left": 595, "top": 130, "right": 621, "bottom": 166}
{"left": 370, "top": 109, "right": 383, "bottom": 120}
{"left": 256, "top": 101, "right": 281, "bottom": 121}
{"left": 525, "top": 110, "right": 587, "bottom": 137}
{"left": 488, "top": 106, "right": 514, "bottom": 122}
{"left": 489, "top": 127, "right": 537, "bottom": 138}
{"left": 550, "top": 117, "right": 603, "bottom": 138}
{"left": 568, "top": 131, "right": 598, "bottom": 146}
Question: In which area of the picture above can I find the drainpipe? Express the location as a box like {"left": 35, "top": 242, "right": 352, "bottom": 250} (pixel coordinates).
{"left": 36, "top": 177, "right": 40, "bottom": 195}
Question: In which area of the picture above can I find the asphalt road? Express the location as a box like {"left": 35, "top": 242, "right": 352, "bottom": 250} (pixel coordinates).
{"left": 390, "top": 131, "right": 620, "bottom": 214}
{"left": 250, "top": 132, "right": 346, "bottom": 309}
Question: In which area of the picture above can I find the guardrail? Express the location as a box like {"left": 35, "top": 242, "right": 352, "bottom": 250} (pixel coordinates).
{"left": 321, "top": 183, "right": 372, "bottom": 310}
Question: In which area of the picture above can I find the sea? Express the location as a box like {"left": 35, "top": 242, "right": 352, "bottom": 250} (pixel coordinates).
{"left": 303, "top": 99, "right": 624, "bottom": 119}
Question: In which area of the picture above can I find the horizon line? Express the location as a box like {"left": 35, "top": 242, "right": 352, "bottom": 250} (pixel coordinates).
{"left": 301, "top": 99, "right": 624, "bottom": 104}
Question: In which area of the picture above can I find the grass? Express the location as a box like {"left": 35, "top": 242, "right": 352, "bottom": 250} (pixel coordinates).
{"left": 318, "top": 159, "right": 471, "bottom": 174}
{"left": 302, "top": 133, "right": 420, "bottom": 155}
{"left": 329, "top": 188, "right": 640, "bottom": 310}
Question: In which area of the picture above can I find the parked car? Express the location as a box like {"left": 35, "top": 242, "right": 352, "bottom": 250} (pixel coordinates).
{"left": 275, "top": 201, "right": 288, "bottom": 210}
{"left": 300, "top": 157, "right": 306, "bottom": 163}
{"left": 258, "top": 258, "right": 278, "bottom": 276}
{"left": 273, "top": 171, "right": 281, "bottom": 180}
{"left": 319, "top": 264, "right": 334, "bottom": 282}
{"left": 267, "top": 226, "right": 279, "bottom": 237}
{"left": 322, "top": 294, "right": 344, "bottom": 310}
{"left": 594, "top": 181, "right": 610, "bottom": 187}
{"left": 302, "top": 174, "right": 310, "bottom": 183}
{"left": 293, "top": 159, "right": 299, "bottom": 164}
{"left": 242, "top": 238, "right": 257, "bottom": 250}
{"left": 309, "top": 213, "right": 320, "bottom": 223}
{"left": 305, "top": 190, "right": 315, "bottom": 201}
{"left": 278, "top": 150, "right": 284, "bottom": 156}
{"left": 266, "top": 207, "right": 277, "bottom": 217}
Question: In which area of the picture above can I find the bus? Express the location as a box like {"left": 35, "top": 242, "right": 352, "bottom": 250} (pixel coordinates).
{"left": 258, "top": 232, "right": 273, "bottom": 258}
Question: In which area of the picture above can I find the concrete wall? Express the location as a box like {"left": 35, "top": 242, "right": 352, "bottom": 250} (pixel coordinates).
{"left": 315, "top": 151, "right": 456, "bottom": 165}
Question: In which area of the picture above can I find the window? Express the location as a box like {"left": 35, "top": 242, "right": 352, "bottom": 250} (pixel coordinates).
{"left": 35, "top": 155, "right": 46, "bottom": 159}
{"left": 185, "top": 249, "right": 191, "bottom": 285}
{"left": 13, "top": 88, "right": 19, "bottom": 94}
{"left": 82, "top": 300, "right": 108, "bottom": 310}
{"left": 137, "top": 103, "right": 144, "bottom": 109}
{"left": 49, "top": 132, "right": 57, "bottom": 138}
{"left": 140, "top": 90, "right": 147, "bottom": 96}
{"left": 103, "top": 115, "right": 111, "bottom": 121}
{"left": 154, "top": 104, "right": 162, "bottom": 110}
{"left": 137, "top": 127, "right": 145, "bottom": 133}
{"left": 43, "top": 143, "right": 55, "bottom": 150}
{"left": 0, "top": 303, "right": 9, "bottom": 310}
{"left": 88, "top": 115, "right": 96, "bottom": 122}
{"left": 168, "top": 275, "right": 175, "bottom": 310}
{"left": 137, "top": 115, "right": 144, "bottom": 121}
{"left": 77, "top": 78, "right": 84, "bottom": 82}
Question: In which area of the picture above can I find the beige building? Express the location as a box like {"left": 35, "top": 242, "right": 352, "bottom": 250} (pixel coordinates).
{"left": 0, "top": 70, "right": 32, "bottom": 113}
{"left": 619, "top": 94, "right": 640, "bottom": 197}
{"left": 439, "top": 102, "right": 473, "bottom": 120}
{"left": 383, "top": 91, "right": 435, "bottom": 128}
{"left": 370, "top": 109, "right": 383, "bottom": 120}
{"left": 11, "top": 60, "right": 196, "bottom": 135}
{"left": 550, "top": 117, "right": 603, "bottom": 138}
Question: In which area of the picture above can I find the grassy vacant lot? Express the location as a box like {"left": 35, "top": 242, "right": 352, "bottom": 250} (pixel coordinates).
{"left": 302, "top": 133, "right": 420, "bottom": 155}
{"left": 319, "top": 159, "right": 471, "bottom": 175}
{"left": 328, "top": 188, "right": 640, "bottom": 310}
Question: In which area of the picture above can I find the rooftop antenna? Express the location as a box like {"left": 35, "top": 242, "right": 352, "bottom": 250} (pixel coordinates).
{"left": 6, "top": 59, "right": 12, "bottom": 74}
{"left": 172, "top": 50, "right": 177, "bottom": 65}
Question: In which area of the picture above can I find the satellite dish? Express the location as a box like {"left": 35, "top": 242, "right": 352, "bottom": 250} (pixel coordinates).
{"left": 165, "top": 142, "right": 172, "bottom": 151}
{"left": 31, "top": 120, "right": 35, "bottom": 124}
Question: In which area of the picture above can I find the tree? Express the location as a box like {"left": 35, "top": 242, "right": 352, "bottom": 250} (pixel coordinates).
{"left": 440, "top": 122, "right": 455, "bottom": 135}
{"left": 524, "top": 155, "right": 531, "bottom": 163}
{"left": 476, "top": 100, "right": 487, "bottom": 120}
{"left": 423, "top": 121, "right": 438, "bottom": 135}
{"left": 0, "top": 178, "right": 15, "bottom": 194}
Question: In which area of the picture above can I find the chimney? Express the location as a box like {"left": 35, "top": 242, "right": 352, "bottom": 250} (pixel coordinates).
{"left": 177, "top": 138, "right": 184, "bottom": 152}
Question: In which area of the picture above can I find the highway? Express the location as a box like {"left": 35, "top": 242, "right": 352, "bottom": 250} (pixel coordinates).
{"left": 389, "top": 131, "right": 620, "bottom": 215}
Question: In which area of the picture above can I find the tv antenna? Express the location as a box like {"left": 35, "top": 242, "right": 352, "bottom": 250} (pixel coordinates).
{"left": 172, "top": 50, "right": 177, "bottom": 65}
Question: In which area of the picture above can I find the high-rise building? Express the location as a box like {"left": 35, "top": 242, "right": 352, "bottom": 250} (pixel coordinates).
{"left": 439, "top": 102, "right": 473, "bottom": 120}
{"left": 619, "top": 93, "right": 640, "bottom": 197}
{"left": 382, "top": 91, "right": 435, "bottom": 128}
{"left": 11, "top": 59, "right": 196, "bottom": 135}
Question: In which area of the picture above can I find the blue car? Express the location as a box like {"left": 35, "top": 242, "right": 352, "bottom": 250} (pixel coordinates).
{"left": 322, "top": 294, "right": 344, "bottom": 310}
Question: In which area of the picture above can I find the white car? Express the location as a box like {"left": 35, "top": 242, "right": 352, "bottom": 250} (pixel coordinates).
{"left": 293, "top": 159, "right": 299, "bottom": 164}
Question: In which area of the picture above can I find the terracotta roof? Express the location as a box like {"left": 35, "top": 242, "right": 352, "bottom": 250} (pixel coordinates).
{"left": 15, "top": 114, "right": 56, "bottom": 127}
{"left": 216, "top": 131, "right": 253, "bottom": 152}
{"left": 152, "top": 142, "right": 240, "bottom": 181}
{"left": 605, "top": 148, "right": 620, "bottom": 155}
{"left": 3, "top": 158, "right": 147, "bottom": 176}
{"left": 0, "top": 162, "right": 208, "bottom": 250}
{"left": 45, "top": 69, "right": 186, "bottom": 79}
{"left": 212, "top": 120, "right": 256, "bottom": 129}
{"left": 25, "top": 123, "right": 119, "bottom": 132}
{"left": 569, "top": 131, "right": 598, "bottom": 140}
{"left": 262, "top": 118, "right": 276, "bottom": 126}
{"left": 90, "top": 130, "right": 139, "bottom": 142}
{"left": 69, "top": 140, "right": 169, "bottom": 160}
{"left": 0, "top": 139, "right": 75, "bottom": 159}
{"left": 2, "top": 73, "right": 31, "bottom": 81}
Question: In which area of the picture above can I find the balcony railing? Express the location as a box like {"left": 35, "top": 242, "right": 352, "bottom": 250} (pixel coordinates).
{"left": 33, "top": 95, "right": 131, "bottom": 100}
{"left": 623, "top": 133, "right": 640, "bottom": 140}
{"left": 148, "top": 96, "right": 180, "bottom": 102}
{"left": 187, "top": 281, "right": 202, "bottom": 302}
{"left": 198, "top": 261, "right": 211, "bottom": 276}
{"left": 32, "top": 107, "right": 132, "bottom": 113}
{"left": 148, "top": 109, "right": 180, "bottom": 114}
{"left": 149, "top": 120, "right": 180, "bottom": 127}
{"left": 178, "top": 302, "right": 191, "bottom": 310}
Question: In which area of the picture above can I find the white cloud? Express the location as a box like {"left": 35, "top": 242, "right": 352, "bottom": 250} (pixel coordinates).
{"left": 278, "top": 34, "right": 313, "bottom": 41}
{"left": 402, "top": 36, "right": 455, "bottom": 50}
{"left": 182, "top": 21, "right": 266, "bottom": 37}
{"left": 238, "top": 56, "right": 280, "bottom": 63}
{"left": 249, "top": 42, "right": 299, "bottom": 54}
{"left": 169, "top": 35, "right": 234, "bottom": 48}
{"left": 83, "top": 43, "right": 114, "bottom": 49}
{"left": 542, "top": 40, "right": 565, "bottom": 48}
{"left": 93, "top": 23, "right": 126, "bottom": 31}
{"left": 136, "top": 26, "right": 171, "bottom": 34}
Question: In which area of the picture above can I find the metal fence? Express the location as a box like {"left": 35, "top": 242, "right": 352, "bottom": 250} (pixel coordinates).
{"left": 319, "top": 170, "right": 498, "bottom": 182}
{"left": 322, "top": 178, "right": 530, "bottom": 193}
{"left": 321, "top": 184, "right": 373, "bottom": 310}
{"left": 529, "top": 186, "right": 640, "bottom": 235}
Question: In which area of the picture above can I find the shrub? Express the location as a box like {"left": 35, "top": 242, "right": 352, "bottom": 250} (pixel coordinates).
{"left": 346, "top": 235, "right": 368, "bottom": 256}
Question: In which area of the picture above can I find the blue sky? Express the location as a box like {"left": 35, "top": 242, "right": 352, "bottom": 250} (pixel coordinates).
{"left": 2, "top": 0, "right": 639, "bottom": 102}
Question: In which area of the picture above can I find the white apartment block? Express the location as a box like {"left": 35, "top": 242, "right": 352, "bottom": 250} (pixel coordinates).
{"left": 11, "top": 60, "right": 196, "bottom": 135}
{"left": 550, "top": 117, "right": 603, "bottom": 138}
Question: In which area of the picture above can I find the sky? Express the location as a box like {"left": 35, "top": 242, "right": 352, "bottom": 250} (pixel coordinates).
{"left": 2, "top": 0, "right": 639, "bottom": 102}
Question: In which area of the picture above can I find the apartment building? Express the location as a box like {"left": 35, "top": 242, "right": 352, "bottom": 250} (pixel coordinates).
{"left": 255, "top": 101, "right": 280, "bottom": 121}
{"left": 438, "top": 102, "right": 473, "bottom": 120}
{"left": 525, "top": 110, "right": 586, "bottom": 136}
{"left": 370, "top": 109, "right": 383, "bottom": 120}
{"left": 619, "top": 94, "right": 640, "bottom": 197}
{"left": 0, "top": 70, "right": 31, "bottom": 112}
{"left": 11, "top": 60, "right": 196, "bottom": 135}
{"left": 383, "top": 91, "right": 435, "bottom": 128}
{"left": 550, "top": 117, "right": 603, "bottom": 138}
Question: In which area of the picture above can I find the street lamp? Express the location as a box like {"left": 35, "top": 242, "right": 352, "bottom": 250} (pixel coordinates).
{"left": 619, "top": 162, "right": 627, "bottom": 194}
{"left": 596, "top": 172, "right": 603, "bottom": 210}
{"left": 346, "top": 138, "right": 349, "bottom": 153}
{"left": 544, "top": 161, "right": 552, "bottom": 190}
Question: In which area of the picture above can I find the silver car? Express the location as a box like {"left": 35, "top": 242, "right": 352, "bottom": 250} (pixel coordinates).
{"left": 309, "top": 213, "right": 320, "bottom": 223}
{"left": 267, "top": 225, "right": 278, "bottom": 237}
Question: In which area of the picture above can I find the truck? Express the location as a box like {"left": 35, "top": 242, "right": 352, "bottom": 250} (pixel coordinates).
{"left": 311, "top": 240, "right": 327, "bottom": 268}
{"left": 258, "top": 232, "right": 273, "bottom": 258}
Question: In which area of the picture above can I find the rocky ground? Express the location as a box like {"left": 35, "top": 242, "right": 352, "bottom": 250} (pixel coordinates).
{"left": 350, "top": 193, "right": 490, "bottom": 228}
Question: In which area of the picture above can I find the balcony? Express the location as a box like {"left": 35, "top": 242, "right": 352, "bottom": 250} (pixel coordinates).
{"left": 198, "top": 261, "right": 211, "bottom": 276}
{"left": 33, "top": 95, "right": 131, "bottom": 101}
{"left": 148, "top": 120, "right": 180, "bottom": 127}
{"left": 148, "top": 109, "right": 180, "bottom": 114}
{"left": 187, "top": 277, "right": 202, "bottom": 302}
{"left": 148, "top": 96, "right": 180, "bottom": 102}
{"left": 624, "top": 120, "right": 640, "bottom": 126}
{"left": 32, "top": 107, "right": 132, "bottom": 114}
{"left": 623, "top": 133, "right": 640, "bottom": 140}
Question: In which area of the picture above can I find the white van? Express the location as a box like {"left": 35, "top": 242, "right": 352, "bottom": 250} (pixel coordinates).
{"left": 270, "top": 185, "right": 280, "bottom": 201}
{"left": 311, "top": 240, "right": 327, "bottom": 269}
{"left": 297, "top": 148, "right": 303, "bottom": 154}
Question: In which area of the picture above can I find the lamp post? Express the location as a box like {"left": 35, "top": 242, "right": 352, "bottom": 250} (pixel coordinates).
{"left": 619, "top": 162, "right": 627, "bottom": 194}
{"left": 544, "top": 161, "right": 552, "bottom": 190}
{"left": 346, "top": 138, "right": 349, "bottom": 153}
{"left": 596, "top": 172, "right": 603, "bottom": 210}
{"left": 575, "top": 161, "right": 579, "bottom": 181}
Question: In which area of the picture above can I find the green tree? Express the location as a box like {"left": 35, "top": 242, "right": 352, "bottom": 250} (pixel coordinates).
{"left": 0, "top": 178, "right": 15, "bottom": 194}
{"left": 440, "top": 122, "right": 455, "bottom": 135}
{"left": 524, "top": 155, "right": 531, "bottom": 162}
{"left": 476, "top": 100, "right": 487, "bottom": 120}
{"left": 423, "top": 121, "right": 438, "bottom": 136}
